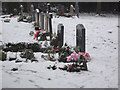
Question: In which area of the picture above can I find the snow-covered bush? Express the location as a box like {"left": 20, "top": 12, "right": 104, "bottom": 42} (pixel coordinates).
{"left": 41, "top": 49, "right": 56, "bottom": 62}
{"left": 20, "top": 49, "right": 35, "bottom": 62}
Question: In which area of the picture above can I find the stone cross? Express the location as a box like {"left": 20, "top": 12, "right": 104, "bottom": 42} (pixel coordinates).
{"left": 76, "top": 24, "right": 85, "bottom": 52}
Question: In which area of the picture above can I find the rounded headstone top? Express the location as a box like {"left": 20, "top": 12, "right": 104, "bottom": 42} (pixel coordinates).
{"left": 58, "top": 23, "right": 64, "bottom": 30}
{"left": 36, "top": 9, "right": 39, "bottom": 13}
{"left": 76, "top": 24, "right": 85, "bottom": 30}
{"left": 20, "top": 5, "right": 23, "bottom": 8}
{"left": 70, "top": 5, "right": 74, "bottom": 7}
{"left": 47, "top": 3, "right": 50, "bottom": 6}
{"left": 31, "top": 4, "right": 34, "bottom": 8}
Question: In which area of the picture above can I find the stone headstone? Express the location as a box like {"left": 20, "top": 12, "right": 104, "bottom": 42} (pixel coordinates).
{"left": 57, "top": 24, "right": 64, "bottom": 48}
{"left": 40, "top": 12, "right": 44, "bottom": 30}
{"left": 30, "top": 4, "right": 35, "bottom": 21}
{"left": 47, "top": 3, "right": 50, "bottom": 13}
{"left": 13, "top": 8, "right": 17, "bottom": 15}
{"left": 49, "top": 13, "right": 53, "bottom": 40}
{"left": 20, "top": 5, "right": 23, "bottom": 16}
{"left": 35, "top": 9, "right": 40, "bottom": 26}
{"left": 0, "top": 1, "right": 2, "bottom": 15}
{"left": 76, "top": 24, "right": 85, "bottom": 52}
{"left": 45, "top": 13, "right": 49, "bottom": 31}
{"left": 69, "top": 5, "right": 74, "bottom": 16}
{"left": 75, "top": 2, "right": 79, "bottom": 18}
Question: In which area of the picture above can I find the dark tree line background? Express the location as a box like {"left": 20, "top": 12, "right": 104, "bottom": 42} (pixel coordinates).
{"left": 2, "top": 2, "right": 118, "bottom": 14}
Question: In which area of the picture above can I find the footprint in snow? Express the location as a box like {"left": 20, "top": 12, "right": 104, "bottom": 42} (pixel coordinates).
{"left": 80, "top": 85, "right": 85, "bottom": 88}
{"left": 34, "top": 85, "right": 43, "bottom": 88}
{"left": 29, "top": 80, "right": 35, "bottom": 83}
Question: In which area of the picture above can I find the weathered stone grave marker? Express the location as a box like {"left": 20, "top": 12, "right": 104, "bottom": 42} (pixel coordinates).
{"left": 49, "top": 13, "right": 53, "bottom": 40}
{"left": 69, "top": 5, "right": 74, "bottom": 16}
{"left": 40, "top": 12, "right": 44, "bottom": 30}
{"left": 57, "top": 24, "right": 64, "bottom": 48}
{"left": 20, "top": 5, "right": 23, "bottom": 16}
{"left": 30, "top": 4, "right": 35, "bottom": 21}
{"left": 75, "top": 2, "right": 79, "bottom": 18}
{"left": 0, "top": 1, "right": 2, "bottom": 15}
{"left": 45, "top": 13, "right": 49, "bottom": 31}
{"left": 13, "top": 8, "right": 17, "bottom": 15}
{"left": 76, "top": 24, "right": 85, "bottom": 52}
{"left": 35, "top": 9, "right": 40, "bottom": 26}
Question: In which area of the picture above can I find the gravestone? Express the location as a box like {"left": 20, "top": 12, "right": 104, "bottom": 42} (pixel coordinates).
{"left": 0, "top": 1, "right": 2, "bottom": 15}
{"left": 57, "top": 24, "right": 64, "bottom": 48}
{"left": 75, "top": 2, "right": 79, "bottom": 18}
{"left": 40, "top": 12, "right": 44, "bottom": 30}
{"left": 49, "top": 13, "right": 53, "bottom": 40}
{"left": 47, "top": 3, "right": 50, "bottom": 13}
{"left": 13, "top": 8, "right": 17, "bottom": 15}
{"left": 45, "top": 13, "right": 49, "bottom": 31}
{"left": 76, "top": 24, "right": 85, "bottom": 52}
{"left": 20, "top": 5, "right": 23, "bottom": 16}
{"left": 30, "top": 4, "right": 35, "bottom": 21}
{"left": 69, "top": 5, "right": 74, "bottom": 16}
{"left": 35, "top": 9, "right": 40, "bottom": 26}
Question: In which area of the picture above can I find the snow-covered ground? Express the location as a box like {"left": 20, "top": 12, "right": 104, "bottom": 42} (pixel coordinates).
{"left": 0, "top": 13, "right": 118, "bottom": 88}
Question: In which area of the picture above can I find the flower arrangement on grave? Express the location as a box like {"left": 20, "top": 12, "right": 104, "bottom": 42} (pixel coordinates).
{"left": 33, "top": 30, "right": 47, "bottom": 41}
{"left": 59, "top": 52, "right": 90, "bottom": 72}
{"left": 58, "top": 43, "right": 73, "bottom": 62}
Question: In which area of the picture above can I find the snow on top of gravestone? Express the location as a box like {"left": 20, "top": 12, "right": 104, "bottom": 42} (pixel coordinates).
{"left": 70, "top": 5, "right": 74, "bottom": 7}
{"left": 31, "top": 4, "right": 34, "bottom": 7}
{"left": 36, "top": 9, "right": 39, "bottom": 13}
{"left": 20, "top": 5, "right": 23, "bottom": 7}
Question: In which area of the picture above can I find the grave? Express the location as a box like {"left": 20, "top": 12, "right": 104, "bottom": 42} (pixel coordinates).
{"left": 30, "top": 4, "right": 35, "bottom": 21}
{"left": 49, "top": 13, "right": 53, "bottom": 40}
{"left": 69, "top": 5, "right": 74, "bottom": 16}
{"left": 40, "top": 12, "right": 44, "bottom": 30}
{"left": 45, "top": 13, "right": 49, "bottom": 31}
{"left": 35, "top": 9, "right": 40, "bottom": 26}
{"left": 57, "top": 24, "right": 64, "bottom": 48}
{"left": 13, "top": 8, "right": 17, "bottom": 15}
{"left": 75, "top": 2, "right": 79, "bottom": 18}
{"left": 20, "top": 5, "right": 23, "bottom": 16}
{"left": 76, "top": 24, "right": 85, "bottom": 52}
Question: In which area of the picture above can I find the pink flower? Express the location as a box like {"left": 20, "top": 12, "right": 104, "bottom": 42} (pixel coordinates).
{"left": 67, "top": 56, "right": 72, "bottom": 62}
{"left": 78, "top": 52, "right": 84, "bottom": 56}
{"left": 73, "top": 52, "right": 79, "bottom": 61}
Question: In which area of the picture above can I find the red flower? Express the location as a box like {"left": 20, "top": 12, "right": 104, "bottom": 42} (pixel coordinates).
{"left": 54, "top": 47, "right": 59, "bottom": 51}
{"left": 58, "top": 67, "right": 61, "bottom": 69}
{"left": 33, "top": 30, "right": 44, "bottom": 40}
{"left": 69, "top": 65, "right": 72, "bottom": 68}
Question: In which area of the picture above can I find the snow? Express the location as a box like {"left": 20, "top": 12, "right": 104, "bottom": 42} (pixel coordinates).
{"left": 36, "top": 9, "right": 39, "bottom": 13}
{"left": 0, "top": 13, "right": 118, "bottom": 88}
